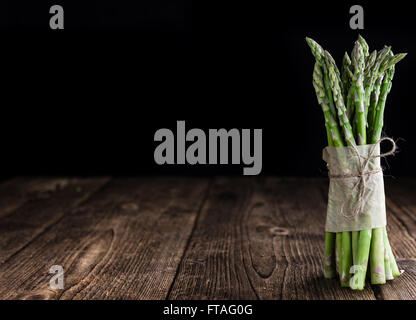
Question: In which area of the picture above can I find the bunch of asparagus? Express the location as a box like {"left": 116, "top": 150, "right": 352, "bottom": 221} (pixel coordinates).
{"left": 306, "top": 35, "right": 406, "bottom": 290}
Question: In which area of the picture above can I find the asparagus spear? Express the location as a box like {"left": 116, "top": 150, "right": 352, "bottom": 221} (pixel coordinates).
{"left": 364, "top": 47, "right": 392, "bottom": 119}
{"left": 363, "top": 49, "right": 379, "bottom": 128}
{"left": 364, "top": 50, "right": 377, "bottom": 75}
{"left": 383, "top": 228, "right": 401, "bottom": 277}
{"left": 327, "top": 59, "right": 357, "bottom": 286}
{"left": 364, "top": 45, "right": 405, "bottom": 283}
{"left": 308, "top": 40, "right": 349, "bottom": 281}
{"left": 358, "top": 34, "right": 370, "bottom": 58}
{"left": 384, "top": 238, "right": 394, "bottom": 280}
{"left": 352, "top": 230, "right": 359, "bottom": 265}
{"left": 350, "top": 229, "right": 372, "bottom": 290}
{"left": 326, "top": 45, "right": 362, "bottom": 284}
{"left": 313, "top": 63, "right": 344, "bottom": 147}
{"left": 325, "top": 50, "right": 342, "bottom": 84}
{"left": 371, "top": 66, "right": 395, "bottom": 143}
{"left": 363, "top": 49, "right": 378, "bottom": 127}
{"left": 336, "top": 232, "right": 342, "bottom": 275}
{"left": 350, "top": 38, "right": 375, "bottom": 274}
{"left": 353, "top": 44, "right": 401, "bottom": 286}
{"left": 370, "top": 227, "right": 386, "bottom": 284}
{"left": 313, "top": 62, "right": 344, "bottom": 278}
{"left": 370, "top": 53, "right": 406, "bottom": 141}
{"left": 367, "top": 73, "right": 384, "bottom": 139}
{"left": 351, "top": 41, "right": 366, "bottom": 145}
{"left": 379, "top": 52, "right": 407, "bottom": 75}
{"left": 327, "top": 55, "right": 356, "bottom": 147}
{"left": 367, "top": 52, "right": 406, "bottom": 285}
{"left": 314, "top": 56, "right": 357, "bottom": 283}
{"left": 369, "top": 54, "right": 405, "bottom": 282}
{"left": 324, "top": 232, "right": 336, "bottom": 278}
{"left": 340, "top": 232, "right": 353, "bottom": 286}
{"left": 306, "top": 38, "right": 338, "bottom": 119}
{"left": 367, "top": 51, "right": 406, "bottom": 137}
{"left": 341, "top": 52, "right": 353, "bottom": 113}
{"left": 346, "top": 40, "right": 373, "bottom": 289}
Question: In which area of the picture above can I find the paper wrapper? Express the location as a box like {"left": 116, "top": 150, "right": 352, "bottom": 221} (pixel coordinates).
{"left": 323, "top": 143, "right": 387, "bottom": 233}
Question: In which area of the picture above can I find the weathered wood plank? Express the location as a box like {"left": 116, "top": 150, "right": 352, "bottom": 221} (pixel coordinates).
{"left": 370, "top": 178, "right": 416, "bottom": 299}
{"left": 169, "top": 177, "right": 376, "bottom": 300}
{"left": 0, "top": 177, "right": 109, "bottom": 264}
{"left": 169, "top": 177, "right": 257, "bottom": 300}
{"left": 0, "top": 177, "right": 33, "bottom": 218}
{"left": 2, "top": 177, "right": 415, "bottom": 300}
{"left": 0, "top": 177, "right": 209, "bottom": 300}
{"left": 0, "top": 177, "right": 75, "bottom": 218}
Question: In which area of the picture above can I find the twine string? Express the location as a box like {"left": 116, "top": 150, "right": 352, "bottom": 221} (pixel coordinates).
{"left": 328, "top": 137, "right": 396, "bottom": 219}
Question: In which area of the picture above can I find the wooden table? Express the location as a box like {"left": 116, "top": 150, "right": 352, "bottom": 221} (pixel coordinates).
{"left": 0, "top": 177, "right": 415, "bottom": 300}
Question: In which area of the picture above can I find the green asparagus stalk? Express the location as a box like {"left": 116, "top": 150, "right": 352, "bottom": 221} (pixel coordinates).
{"left": 348, "top": 39, "right": 373, "bottom": 290}
{"left": 325, "top": 50, "right": 342, "bottom": 84}
{"left": 366, "top": 52, "right": 406, "bottom": 137}
{"left": 340, "top": 232, "right": 353, "bottom": 286}
{"left": 313, "top": 62, "right": 344, "bottom": 278}
{"left": 308, "top": 39, "right": 355, "bottom": 283}
{"left": 327, "top": 57, "right": 356, "bottom": 286}
{"left": 341, "top": 52, "right": 354, "bottom": 117}
{"left": 351, "top": 41, "right": 366, "bottom": 145}
{"left": 368, "top": 53, "right": 406, "bottom": 139}
{"left": 364, "top": 47, "right": 392, "bottom": 119}
{"left": 327, "top": 54, "right": 356, "bottom": 147}
{"left": 364, "top": 50, "right": 377, "bottom": 75}
{"left": 363, "top": 50, "right": 378, "bottom": 126}
{"left": 325, "top": 125, "right": 333, "bottom": 147}
{"left": 355, "top": 39, "right": 375, "bottom": 125}
{"left": 384, "top": 238, "right": 394, "bottom": 280}
{"left": 349, "top": 229, "right": 372, "bottom": 290}
{"left": 383, "top": 228, "right": 401, "bottom": 277}
{"left": 352, "top": 231, "right": 359, "bottom": 265}
{"left": 358, "top": 35, "right": 369, "bottom": 58}
{"left": 306, "top": 38, "right": 338, "bottom": 119}
{"left": 368, "top": 54, "right": 405, "bottom": 282}
{"left": 367, "top": 74, "right": 384, "bottom": 139}
{"left": 336, "top": 232, "right": 342, "bottom": 274}
{"left": 368, "top": 55, "right": 404, "bottom": 285}
{"left": 370, "top": 66, "right": 394, "bottom": 143}
{"left": 324, "top": 232, "right": 336, "bottom": 278}
{"left": 379, "top": 52, "right": 407, "bottom": 75}
{"left": 313, "top": 63, "right": 344, "bottom": 147}
{"left": 370, "top": 227, "right": 386, "bottom": 284}
{"left": 346, "top": 88, "right": 355, "bottom": 129}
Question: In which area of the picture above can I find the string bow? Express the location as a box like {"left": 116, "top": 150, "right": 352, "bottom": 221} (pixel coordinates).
{"left": 329, "top": 137, "right": 396, "bottom": 219}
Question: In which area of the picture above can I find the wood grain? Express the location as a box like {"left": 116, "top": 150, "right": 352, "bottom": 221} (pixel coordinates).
{"left": 0, "top": 177, "right": 75, "bottom": 218}
{"left": 0, "top": 177, "right": 109, "bottom": 264}
{"left": 169, "top": 177, "right": 257, "bottom": 300}
{"left": 168, "top": 177, "right": 376, "bottom": 300}
{"left": 0, "top": 177, "right": 415, "bottom": 300}
{"left": 0, "top": 177, "right": 208, "bottom": 300}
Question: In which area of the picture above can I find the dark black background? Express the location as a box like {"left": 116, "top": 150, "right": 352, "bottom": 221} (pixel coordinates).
{"left": 0, "top": 1, "right": 414, "bottom": 178}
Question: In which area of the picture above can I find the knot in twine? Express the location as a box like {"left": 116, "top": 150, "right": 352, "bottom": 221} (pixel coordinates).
{"left": 328, "top": 137, "right": 396, "bottom": 219}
